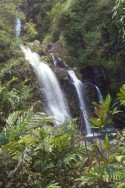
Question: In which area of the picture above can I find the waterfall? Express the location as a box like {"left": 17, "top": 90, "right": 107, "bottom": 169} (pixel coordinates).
{"left": 95, "top": 85, "right": 103, "bottom": 104}
{"left": 21, "top": 45, "right": 70, "bottom": 125}
{"left": 15, "top": 18, "right": 21, "bottom": 39}
{"left": 50, "top": 53, "right": 57, "bottom": 67}
{"left": 68, "top": 70, "right": 92, "bottom": 136}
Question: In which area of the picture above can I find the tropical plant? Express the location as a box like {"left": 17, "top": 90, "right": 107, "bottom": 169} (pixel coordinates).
{"left": 0, "top": 111, "right": 85, "bottom": 187}
{"left": 91, "top": 94, "right": 120, "bottom": 129}
{"left": 117, "top": 84, "right": 125, "bottom": 106}
{"left": 1, "top": 1, "right": 125, "bottom": 188}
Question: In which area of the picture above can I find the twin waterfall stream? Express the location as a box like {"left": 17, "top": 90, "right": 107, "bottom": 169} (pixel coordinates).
{"left": 17, "top": 18, "right": 103, "bottom": 136}
{"left": 21, "top": 46, "right": 103, "bottom": 136}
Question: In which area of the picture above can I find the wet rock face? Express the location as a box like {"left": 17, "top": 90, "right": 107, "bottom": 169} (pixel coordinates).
{"left": 80, "top": 66, "right": 109, "bottom": 95}
{"left": 50, "top": 53, "right": 68, "bottom": 69}
{"left": 60, "top": 76, "right": 81, "bottom": 119}
{"left": 93, "top": 66, "right": 107, "bottom": 85}
{"left": 56, "top": 58, "right": 68, "bottom": 69}
{"left": 46, "top": 42, "right": 69, "bottom": 67}
{"left": 80, "top": 66, "right": 93, "bottom": 83}
{"left": 52, "top": 66, "right": 81, "bottom": 119}
{"left": 83, "top": 83, "right": 98, "bottom": 116}
{"left": 54, "top": 68, "right": 69, "bottom": 80}
{"left": 47, "top": 46, "right": 96, "bottom": 120}
{"left": 20, "top": 2, "right": 40, "bottom": 21}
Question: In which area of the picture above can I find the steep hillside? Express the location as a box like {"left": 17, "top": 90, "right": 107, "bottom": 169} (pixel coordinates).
{"left": 22, "top": 0, "right": 125, "bottom": 93}
{"left": 0, "top": 2, "right": 40, "bottom": 129}
{"left": 1, "top": 1, "right": 125, "bottom": 188}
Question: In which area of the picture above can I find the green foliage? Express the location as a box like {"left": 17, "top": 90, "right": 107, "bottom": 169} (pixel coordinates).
{"left": 117, "top": 84, "right": 125, "bottom": 106}
{"left": 0, "top": 113, "right": 85, "bottom": 187}
{"left": 76, "top": 130, "right": 125, "bottom": 187}
{"left": 1, "top": 108, "right": 125, "bottom": 187}
{"left": 43, "top": 34, "right": 53, "bottom": 43}
{"left": 24, "top": 0, "right": 125, "bottom": 92}
{"left": 91, "top": 94, "right": 120, "bottom": 128}
{"left": 0, "top": 1, "right": 38, "bottom": 129}
{"left": 117, "top": 183, "right": 125, "bottom": 188}
{"left": 46, "top": 182, "right": 61, "bottom": 188}
{"left": 22, "top": 22, "right": 38, "bottom": 41}
{"left": 113, "top": 0, "right": 125, "bottom": 37}
{"left": 0, "top": 57, "right": 35, "bottom": 125}
{"left": 1, "top": 1, "right": 125, "bottom": 188}
{"left": 0, "top": 83, "right": 125, "bottom": 187}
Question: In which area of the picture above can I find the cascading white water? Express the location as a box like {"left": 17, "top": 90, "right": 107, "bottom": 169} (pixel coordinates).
{"left": 15, "top": 18, "right": 21, "bottom": 39}
{"left": 68, "top": 70, "right": 92, "bottom": 136}
{"left": 50, "top": 53, "right": 57, "bottom": 67}
{"left": 21, "top": 45, "right": 70, "bottom": 125}
{"left": 95, "top": 85, "right": 103, "bottom": 104}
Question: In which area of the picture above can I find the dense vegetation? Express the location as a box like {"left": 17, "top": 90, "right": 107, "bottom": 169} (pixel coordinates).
{"left": 23, "top": 0, "right": 125, "bottom": 91}
{"left": 0, "top": 0, "right": 125, "bottom": 187}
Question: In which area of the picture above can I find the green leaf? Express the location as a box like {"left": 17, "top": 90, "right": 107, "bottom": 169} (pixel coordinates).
{"left": 117, "top": 84, "right": 125, "bottom": 106}
{"left": 90, "top": 117, "right": 102, "bottom": 128}
{"left": 102, "top": 134, "right": 110, "bottom": 149}
{"left": 46, "top": 182, "right": 61, "bottom": 188}
{"left": 117, "top": 183, "right": 125, "bottom": 188}
{"left": 115, "top": 155, "right": 125, "bottom": 163}
{"left": 102, "top": 94, "right": 111, "bottom": 110}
